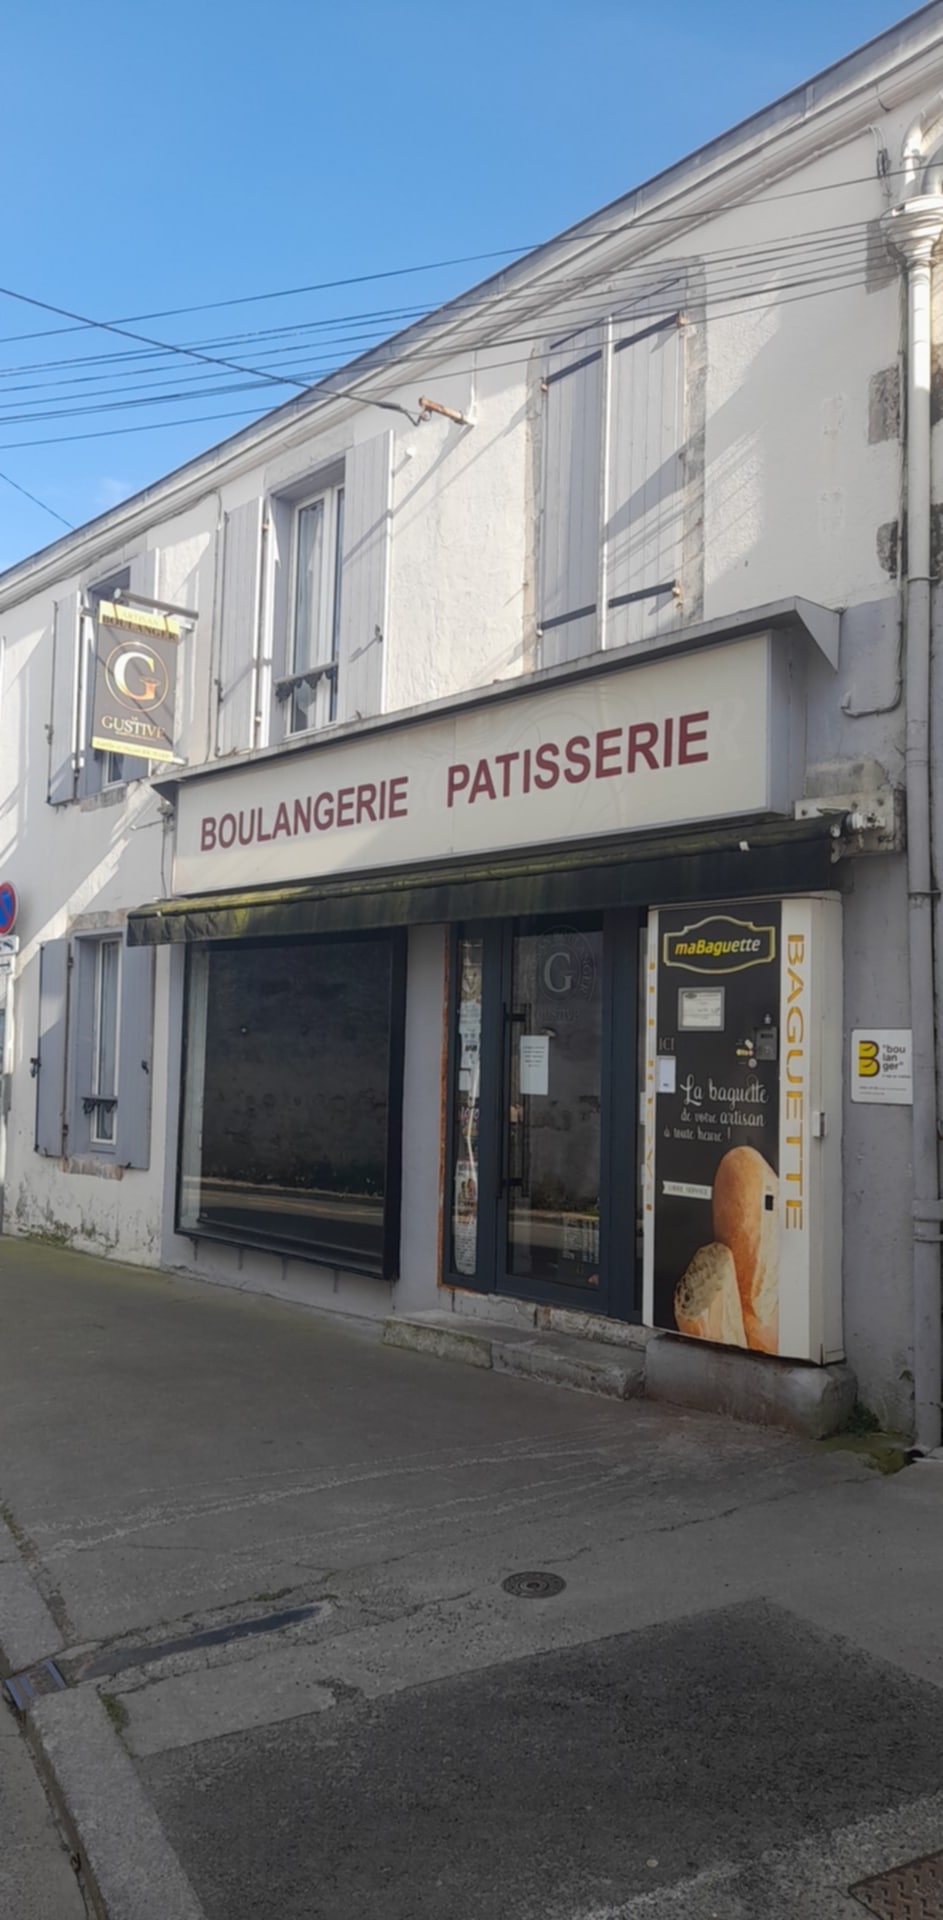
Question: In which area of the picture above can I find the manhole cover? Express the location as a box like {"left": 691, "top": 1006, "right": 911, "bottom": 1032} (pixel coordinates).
{"left": 851, "top": 1848, "right": 943, "bottom": 1918}
{"left": 502, "top": 1571, "right": 566, "bottom": 1599}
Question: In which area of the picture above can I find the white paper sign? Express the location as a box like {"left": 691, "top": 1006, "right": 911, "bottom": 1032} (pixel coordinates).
{"left": 851, "top": 1029, "right": 913, "bottom": 1105}
{"left": 678, "top": 987, "right": 725, "bottom": 1030}
{"left": 520, "top": 1035, "right": 550, "bottom": 1095}
{"left": 656, "top": 1055, "right": 677, "bottom": 1093}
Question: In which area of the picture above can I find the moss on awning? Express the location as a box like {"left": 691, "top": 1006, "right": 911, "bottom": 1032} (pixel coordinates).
{"left": 127, "top": 816, "right": 839, "bottom": 946}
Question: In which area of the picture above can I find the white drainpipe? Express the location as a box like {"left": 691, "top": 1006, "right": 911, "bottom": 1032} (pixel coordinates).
{"left": 884, "top": 170, "right": 943, "bottom": 1452}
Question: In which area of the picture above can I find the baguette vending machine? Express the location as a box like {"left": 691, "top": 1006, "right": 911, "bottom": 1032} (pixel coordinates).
{"left": 642, "top": 895, "right": 843, "bottom": 1363}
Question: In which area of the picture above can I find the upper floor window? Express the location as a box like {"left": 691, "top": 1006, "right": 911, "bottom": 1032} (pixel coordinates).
{"left": 280, "top": 484, "right": 345, "bottom": 734}
{"left": 47, "top": 549, "right": 161, "bottom": 807}
{"left": 213, "top": 430, "right": 393, "bottom": 760}
{"left": 538, "top": 278, "right": 692, "bottom": 668}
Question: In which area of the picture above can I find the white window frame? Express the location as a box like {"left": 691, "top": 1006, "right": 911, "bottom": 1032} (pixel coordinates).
{"left": 89, "top": 936, "right": 121, "bottom": 1146}
{"left": 274, "top": 481, "right": 345, "bottom": 737}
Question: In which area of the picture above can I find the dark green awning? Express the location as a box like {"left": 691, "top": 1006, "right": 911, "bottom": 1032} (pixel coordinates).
{"left": 127, "top": 816, "right": 839, "bottom": 946}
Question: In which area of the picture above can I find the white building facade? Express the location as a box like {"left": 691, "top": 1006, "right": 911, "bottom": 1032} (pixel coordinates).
{"left": 4, "top": 6, "right": 943, "bottom": 1440}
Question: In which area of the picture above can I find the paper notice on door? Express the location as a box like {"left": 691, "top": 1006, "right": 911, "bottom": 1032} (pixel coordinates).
{"left": 656, "top": 1055, "right": 677, "bottom": 1093}
{"left": 520, "top": 1034, "right": 550, "bottom": 1095}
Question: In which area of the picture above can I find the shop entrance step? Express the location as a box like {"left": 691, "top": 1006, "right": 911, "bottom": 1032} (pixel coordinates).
{"left": 382, "top": 1311, "right": 645, "bottom": 1401}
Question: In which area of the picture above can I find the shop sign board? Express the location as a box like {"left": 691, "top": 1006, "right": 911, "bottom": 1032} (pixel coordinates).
{"left": 172, "top": 634, "right": 799, "bottom": 894}
{"left": 90, "top": 600, "right": 181, "bottom": 765}
{"left": 850, "top": 1029, "right": 913, "bottom": 1105}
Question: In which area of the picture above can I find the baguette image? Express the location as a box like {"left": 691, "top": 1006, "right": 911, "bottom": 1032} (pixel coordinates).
{"left": 674, "top": 1243, "right": 747, "bottom": 1346}
{"left": 712, "top": 1146, "right": 779, "bottom": 1353}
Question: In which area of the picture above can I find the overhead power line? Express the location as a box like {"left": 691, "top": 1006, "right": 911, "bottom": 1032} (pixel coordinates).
{"left": 0, "top": 467, "right": 73, "bottom": 527}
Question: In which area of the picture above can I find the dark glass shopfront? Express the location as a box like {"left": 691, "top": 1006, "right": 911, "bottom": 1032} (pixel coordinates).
{"left": 178, "top": 932, "right": 405, "bottom": 1276}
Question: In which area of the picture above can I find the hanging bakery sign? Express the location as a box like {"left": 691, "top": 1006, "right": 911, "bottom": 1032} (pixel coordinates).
{"left": 90, "top": 601, "right": 181, "bottom": 765}
{"left": 171, "top": 633, "right": 804, "bottom": 894}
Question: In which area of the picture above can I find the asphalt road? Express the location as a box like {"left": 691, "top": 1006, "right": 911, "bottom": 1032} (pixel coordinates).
{"left": 2, "top": 1239, "right": 943, "bottom": 1920}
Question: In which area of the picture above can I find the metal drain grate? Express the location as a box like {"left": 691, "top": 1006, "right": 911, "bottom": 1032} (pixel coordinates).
{"left": 851, "top": 1849, "right": 943, "bottom": 1918}
{"left": 3, "top": 1660, "right": 68, "bottom": 1714}
{"left": 502, "top": 1571, "right": 566, "bottom": 1599}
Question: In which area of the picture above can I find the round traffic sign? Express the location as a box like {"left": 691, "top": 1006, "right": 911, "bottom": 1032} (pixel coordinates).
{"left": 0, "top": 883, "right": 17, "bottom": 934}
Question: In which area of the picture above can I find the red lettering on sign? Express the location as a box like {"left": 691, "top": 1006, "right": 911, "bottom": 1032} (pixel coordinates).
{"left": 272, "top": 802, "right": 292, "bottom": 839}
{"left": 494, "top": 751, "right": 519, "bottom": 797}
{"left": 533, "top": 742, "right": 559, "bottom": 789}
{"left": 218, "top": 813, "right": 237, "bottom": 849}
{"left": 469, "top": 759, "right": 497, "bottom": 803}
{"left": 293, "top": 798, "right": 312, "bottom": 836}
{"left": 564, "top": 735, "right": 591, "bottom": 784}
{"left": 595, "top": 728, "right": 621, "bottom": 778}
{"left": 447, "top": 764, "right": 470, "bottom": 807}
{"left": 237, "top": 809, "right": 256, "bottom": 846}
{"left": 356, "top": 783, "right": 377, "bottom": 823}
{"left": 389, "top": 775, "right": 409, "bottom": 818}
{"left": 201, "top": 816, "right": 217, "bottom": 850}
{"left": 679, "top": 711, "right": 709, "bottom": 764}
{"left": 314, "top": 792, "right": 334, "bottom": 831}
{"left": 627, "top": 722, "right": 658, "bottom": 772}
{"left": 336, "top": 787, "right": 355, "bottom": 828}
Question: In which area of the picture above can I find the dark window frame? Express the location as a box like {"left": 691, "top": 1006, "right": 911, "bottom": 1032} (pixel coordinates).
{"left": 175, "top": 928, "right": 406, "bottom": 1280}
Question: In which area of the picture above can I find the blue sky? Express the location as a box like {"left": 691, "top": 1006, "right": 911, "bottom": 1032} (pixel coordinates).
{"left": 0, "top": 0, "right": 923, "bottom": 568}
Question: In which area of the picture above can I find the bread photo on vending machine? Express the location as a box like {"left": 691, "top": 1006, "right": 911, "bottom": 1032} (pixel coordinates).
{"left": 673, "top": 1242, "right": 748, "bottom": 1346}
{"left": 712, "top": 1146, "right": 780, "bottom": 1353}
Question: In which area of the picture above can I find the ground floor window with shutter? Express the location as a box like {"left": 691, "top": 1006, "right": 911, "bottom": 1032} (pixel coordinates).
{"left": 33, "top": 931, "right": 154, "bottom": 1166}
{"left": 177, "top": 932, "right": 406, "bottom": 1277}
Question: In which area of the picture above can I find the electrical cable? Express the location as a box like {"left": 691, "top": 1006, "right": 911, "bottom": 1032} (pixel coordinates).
{"left": 0, "top": 467, "right": 73, "bottom": 527}
{"left": 0, "top": 265, "right": 879, "bottom": 452}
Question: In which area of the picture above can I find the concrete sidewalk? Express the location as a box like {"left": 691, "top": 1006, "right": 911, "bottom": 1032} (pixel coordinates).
{"left": 0, "top": 1704, "right": 86, "bottom": 1918}
{"left": 1, "top": 1237, "right": 942, "bottom": 1920}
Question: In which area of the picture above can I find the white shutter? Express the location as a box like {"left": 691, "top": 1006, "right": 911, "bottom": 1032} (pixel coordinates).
{"left": 605, "top": 300, "right": 685, "bottom": 648}
{"left": 34, "top": 940, "right": 70, "bottom": 1155}
{"left": 538, "top": 323, "right": 604, "bottom": 668}
{"left": 216, "top": 499, "right": 263, "bottom": 755}
{"left": 48, "top": 593, "right": 80, "bottom": 805}
{"left": 335, "top": 431, "right": 393, "bottom": 723}
{"left": 116, "top": 942, "right": 154, "bottom": 1170}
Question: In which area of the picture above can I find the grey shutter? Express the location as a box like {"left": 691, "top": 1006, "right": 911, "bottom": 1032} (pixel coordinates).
{"left": 216, "top": 498, "right": 263, "bottom": 755}
{"left": 606, "top": 296, "right": 685, "bottom": 648}
{"left": 34, "top": 939, "right": 69, "bottom": 1156}
{"left": 538, "top": 323, "right": 604, "bottom": 668}
{"left": 116, "top": 942, "right": 154, "bottom": 1170}
{"left": 335, "top": 430, "right": 393, "bottom": 723}
{"left": 48, "top": 593, "right": 80, "bottom": 804}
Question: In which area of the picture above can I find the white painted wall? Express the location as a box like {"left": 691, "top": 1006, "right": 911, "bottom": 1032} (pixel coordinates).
{"left": 2, "top": 40, "right": 942, "bottom": 1425}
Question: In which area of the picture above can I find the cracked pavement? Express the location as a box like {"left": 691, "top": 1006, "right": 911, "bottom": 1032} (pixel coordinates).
{"left": 2, "top": 1239, "right": 943, "bottom": 1919}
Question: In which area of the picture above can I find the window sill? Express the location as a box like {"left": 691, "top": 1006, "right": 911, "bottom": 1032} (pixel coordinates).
{"left": 178, "top": 1218, "right": 387, "bottom": 1281}
{"left": 79, "top": 784, "right": 129, "bottom": 813}
{"left": 62, "top": 1154, "right": 125, "bottom": 1181}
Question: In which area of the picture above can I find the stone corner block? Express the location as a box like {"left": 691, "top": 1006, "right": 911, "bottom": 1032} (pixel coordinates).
{"left": 643, "top": 1334, "right": 857, "bottom": 1439}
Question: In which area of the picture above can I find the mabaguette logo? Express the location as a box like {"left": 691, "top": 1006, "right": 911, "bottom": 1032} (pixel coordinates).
{"left": 662, "top": 915, "right": 777, "bottom": 975}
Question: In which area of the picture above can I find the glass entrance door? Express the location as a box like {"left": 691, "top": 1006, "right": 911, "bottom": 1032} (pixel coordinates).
{"left": 503, "top": 925, "right": 603, "bottom": 1295}
{"left": 444, "top": 911, "right": 641, "bottom": 1322}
